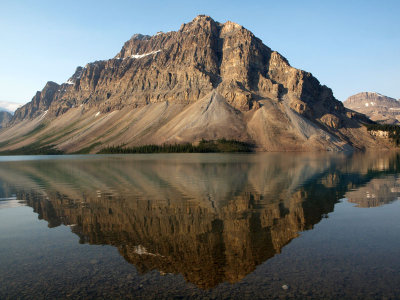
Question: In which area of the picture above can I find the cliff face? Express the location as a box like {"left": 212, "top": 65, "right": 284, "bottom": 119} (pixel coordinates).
{"left": 12, "top": 81, "right": 60, "bottom": 121}
{"left": 344, "top": 92, "right": 400, "bottom": 124}
{"left": 12, "top": 16, "right": 340, "bottom": 115}
{"left": 0, "top": 16, "right": 388, "bottom": 153}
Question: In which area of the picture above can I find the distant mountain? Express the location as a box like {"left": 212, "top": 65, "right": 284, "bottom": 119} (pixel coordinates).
{"left": 0, "top": 101, "right": 22, "bottom": 114}
{"left": 0, "top": 111, "right": 12, "bottom": 128}
{"left": 0, "top": 101, "right": 23, "bottom": 128}
{"left": 344, "top": 92, "right": 400, "bottom": 124}
{"left": 0, "top": 16, "right": 391, "bottom": 153}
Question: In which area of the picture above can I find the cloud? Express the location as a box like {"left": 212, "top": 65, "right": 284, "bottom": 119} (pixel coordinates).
{"left": 0, "top": 101, "right": 22, "bottom": 113}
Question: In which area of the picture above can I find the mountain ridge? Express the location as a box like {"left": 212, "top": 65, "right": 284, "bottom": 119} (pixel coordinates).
{"left": 0, "top": 15, "right": 392, "bottom": 153}
{"left": 344, "top": 92, "right": 400, "bottom": 124}
{"left": 0, "top": 111, "right": 12, "bottom": 128}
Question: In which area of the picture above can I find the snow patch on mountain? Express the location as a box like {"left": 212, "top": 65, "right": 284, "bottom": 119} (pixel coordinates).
{"left": 131, "top": 50, "right": 161, "bottom": 59}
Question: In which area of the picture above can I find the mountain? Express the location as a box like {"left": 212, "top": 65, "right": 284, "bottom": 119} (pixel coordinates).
{"left": 344, "top": 92, "right": 400, "bottom": 124}
{"left": 0, "top": 16, "right": 391, "bottom": 153}
{"left": 0, "top": 101, "right": 21, "bottom": 128}
{"left": 0, "top": 101, "right": 22, "bottom": 114}
{"left": 0, "top": 111, "right": 12, "bottom": 128}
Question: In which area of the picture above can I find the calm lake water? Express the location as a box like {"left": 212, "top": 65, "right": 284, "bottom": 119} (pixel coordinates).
{"left": 1, "top": 152, "right": 400, "bottom": 299}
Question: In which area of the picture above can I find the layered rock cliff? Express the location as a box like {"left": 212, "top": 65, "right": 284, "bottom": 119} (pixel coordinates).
{"left": 344, "top": 92, "right": 400, "bottom": 124}
{"left": 0, "top": 16, "right": 389, "bottom": 153}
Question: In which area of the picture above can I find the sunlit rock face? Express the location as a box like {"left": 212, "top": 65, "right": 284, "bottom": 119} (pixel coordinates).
{"left": 12, "top": 15, "right": 341, "bottom": 115}
{"left": 1, "top": 152, "right": 399, "bottom": 288}
{"left": 344, "top": 92, "right": 400, "bottom": 125}
{"left": 0, "top": 16, "right": 387, "bottom": 153}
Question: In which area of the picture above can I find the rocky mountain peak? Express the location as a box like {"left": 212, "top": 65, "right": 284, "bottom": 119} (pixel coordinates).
{"left": 221, "top": 20, "right": 243, "bottom": 34}
{"left": 131, "top": 33, "right": 151, "bottom": 41}
{"left": 2, "top": 16, "right": 387, "bottom": 154}
{"left": 192, "top": 14, "right": 214, "bottom": 22}
{"left": 345, "top": 92, "right": 398, "bottom": 104}
{"left": 43, "top": 81, "right": 59, "bottom": 90}
{"left": 11, "top": 81, "right": 59, "bottom": 123}
{"left": 66, "top": 66, "right": 84, "bottom": 85}
{"left": 344, "top": 92, "right": 400, "bottom": 124}
{"left": 181, "top": 15, "right": 218, "bottom": 29}
{"left": 10, "top": 15, "right": 345, "bottom": 120}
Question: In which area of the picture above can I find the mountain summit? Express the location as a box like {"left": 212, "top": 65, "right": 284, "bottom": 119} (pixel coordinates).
{"left": 0, "top": 16, "right": 391, "bottom": 153}
{"left": 344, "top": 92, "right": 400, "bottom": 124}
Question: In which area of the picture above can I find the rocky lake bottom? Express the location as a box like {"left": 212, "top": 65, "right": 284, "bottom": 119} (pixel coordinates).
{"left": 0, "top": 152, "right": 400, "bottom": 299}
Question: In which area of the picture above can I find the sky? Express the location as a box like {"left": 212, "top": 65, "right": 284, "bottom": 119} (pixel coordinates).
{"left": 0, "top": 0, "right": 399, "bottom": 105}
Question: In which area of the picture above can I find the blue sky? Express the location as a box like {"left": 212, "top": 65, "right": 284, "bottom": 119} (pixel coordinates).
{"left": 0, "top": 0, "right": 398, "bottom": 104}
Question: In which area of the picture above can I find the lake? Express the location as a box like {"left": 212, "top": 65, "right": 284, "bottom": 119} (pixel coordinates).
{"left": 1, "top": 152, "right": 400, "bottom": 299}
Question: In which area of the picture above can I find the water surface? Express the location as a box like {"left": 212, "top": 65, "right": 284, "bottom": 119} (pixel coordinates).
{"left": 1, "top": 152, "right": 400, "bottom": 299}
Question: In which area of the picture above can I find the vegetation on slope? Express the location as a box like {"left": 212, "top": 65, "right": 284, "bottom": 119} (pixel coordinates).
{"left": 98, "top": 139, "right": 254, "bottom": 154}
{"left": 23, "top": 123, "right": 47, "bottom": 137}
{"left": 0, "top": 139, "right": 253, "bottom": 155}
{"left": 0, "top": 144, "right": 64, "bottom": 155}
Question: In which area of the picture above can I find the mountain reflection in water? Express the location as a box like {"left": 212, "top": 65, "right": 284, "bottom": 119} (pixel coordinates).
{"left": 0, "top": 152, "right": 399, "bottom": 289}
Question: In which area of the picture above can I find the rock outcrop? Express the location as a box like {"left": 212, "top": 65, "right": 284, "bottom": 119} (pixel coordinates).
{"left": 0, "top": 16, "right": 390, "bottom": 153}
{"left": 344, "top": 92, "right": 400, "bottom": 124}
{"left": 11, "top": 81, "right": 60, "bottom": 121}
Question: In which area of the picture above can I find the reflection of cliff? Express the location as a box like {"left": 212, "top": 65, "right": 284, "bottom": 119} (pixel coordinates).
{"left": 18, "top": 187, "right": 335, "bottom": 289}
{"left": 319, "top": 152, "right": 400, "bottom": 208}
{"left": 0, "top": 152, "right": 399, "bottom": 288}
{"left": 345, "top": 177, "right": 400, "bottom": 207}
